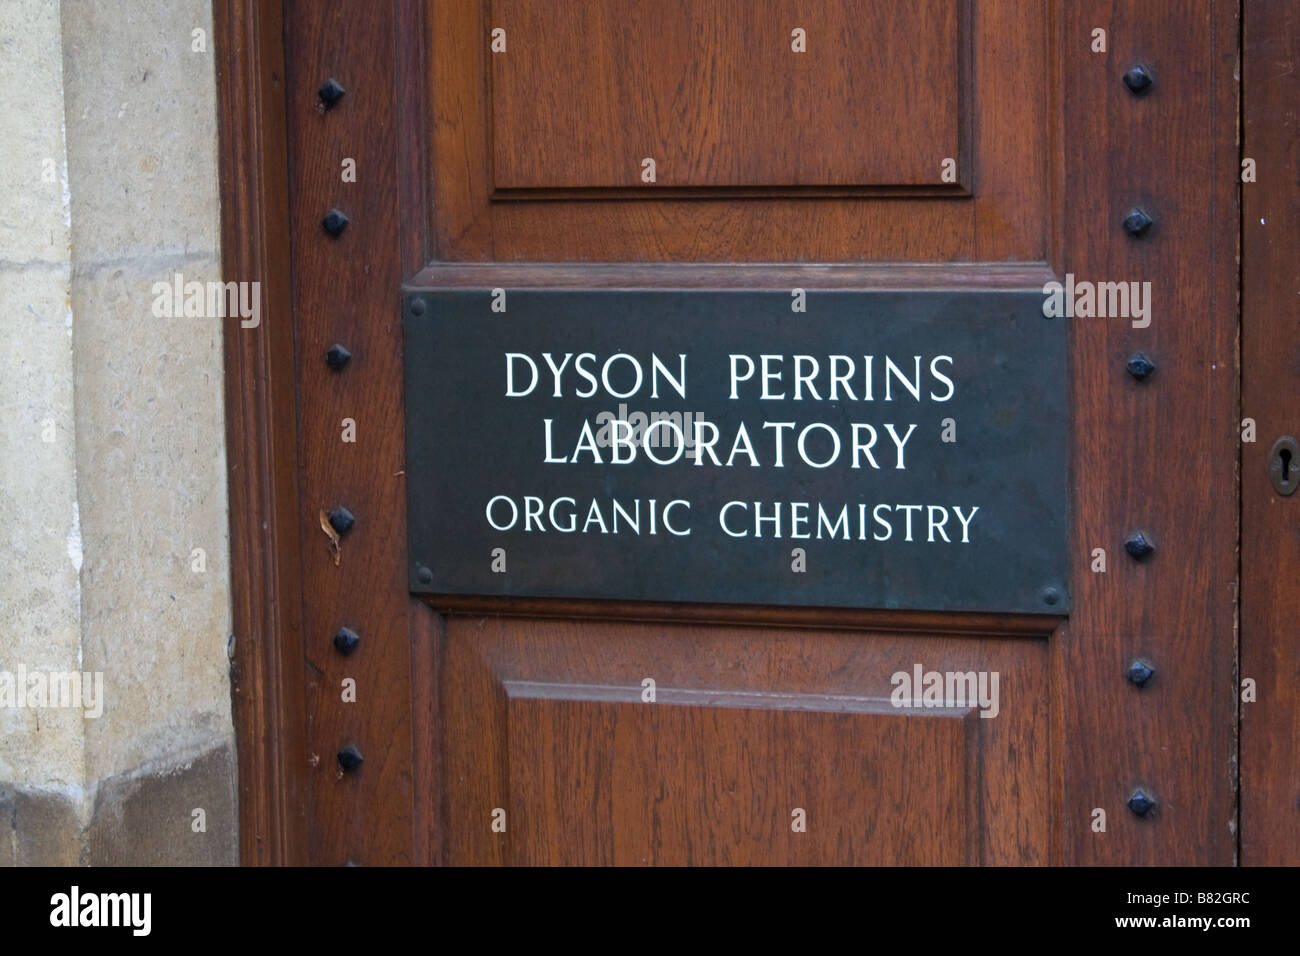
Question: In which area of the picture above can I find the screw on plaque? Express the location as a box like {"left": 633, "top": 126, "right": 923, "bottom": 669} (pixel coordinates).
{"left": 1127, "top": 353, "right": 1156, "bottom": 381}
{"left": 1124, "top": 532, "right": 1155, "bottom": 561}
{"left": 328, "top": 506, "right": 355, "bottom": 536}
{"left": 1039, "top": 586, "right": 1063, "bottom": 608}
{"left": 337, "top": 746, "right": 363, "bottom": 772}
{"left": 325, "top": 343, "right": 352, "bottom": 370}
{"left": 1126, "top": 659, "right": 1156, "bottom": 687}
{"left": 415, "top": 564, "right": 433, "bottom": 585}
{"left": 409, "top": 297, "right": 426, "bottom": 317}
{"left": 322, "top": 208, "right": 350, "bottom": 237}
{"left": 1122, "top": 208, "right": 1154, "bottom": 238}
{"left": 1122, "top": 65, "right": 1153, "bottom": 96}
{"left": 318, "top": 77, "right": 346, "bottom": 109}
{"left": 1127, "top": 789, "right": 1156, "bottom": 816}
{"left": 333, "top": 627, "right": 360, "bottom": 656}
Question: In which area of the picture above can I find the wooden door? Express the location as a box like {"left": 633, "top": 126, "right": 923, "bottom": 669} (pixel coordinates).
{"left": 1241, "top": 0, "right": 1300, "bottom": 867}
{"left": 218, "top": 0, "right": 1240, "bottom": 865}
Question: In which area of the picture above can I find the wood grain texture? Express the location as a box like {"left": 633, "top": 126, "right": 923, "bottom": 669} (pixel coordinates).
{"left": 409, "top": 598, "right": 443, "bottom": 866}
{"left": 219, "top": 0, "right": 1247, "bottom": 867}
{"left": 283, "top": 0, "right": 415, "bottom": 865}
{"left": 489, "top": 0, "right": 965, "bottom": 192}
{"left": 438, "top": 618, "right": 1046, "bottom": 865}
{"left": 1056, "top": 0, "right": 1238, "bottom": 864}
{"left": 505, "top": 694, "right": 976, "bottom": 865}
{"left": 424, "top": 595, "right": 1061, "bottom": 638}
{"left": 431, "top": 0, "right": 1045, "bottom": 262}
{"left": 1241, "top": 0, "right": 1300, "bottom": 866}
{"left": 406, "top": 261, "right": 1056, "bottom": 291}
{"left": 398, "top": 0, "right": 431, "bottom": 276}
{"left": 214, "top": 0, "right": 310, "bottom": 866}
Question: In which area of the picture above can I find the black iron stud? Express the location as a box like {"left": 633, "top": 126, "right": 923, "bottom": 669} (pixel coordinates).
{"left": 410, "top": 297, "right": 426, "bottom": 317}
{"left": 1122, "top": 65, "right": 1153, "bottom": 96}
{"left": 1039, "top": 586, "right": 1063, "bottom": 608}
{"left": 325, "top": 343, "right": 352, "bottom": 370}
{"left": 322, "top": 208, "right": 350, "bottom": 237}
{"left": 1124, "top": 532, "right": 1155, "bottom": 561}
{"left": 415, "top": 564, "right": 433, "bottom": 585}
{"left": 337, "top": 746, "right": 363, "bottom": 772}
{"left": 1126, "top": 659, "right": 1156, "bottom": 687}
{"left": 318, "top": 78, "right": 346, "bottom": 109}
{"left": 1127, "top": 353, "right": 1155, "bottom": 381}
{"left": 333, "top": 627, "right": 360, "bottom": 656}
{"left": 1123, "top": 208, "right": 1154, "bottom": 238}
{"left": 1127, "top": 789, "right": 1156, "bottom": 816}
{"left": 328, "top": 506, "right": 355, "bottom": 536}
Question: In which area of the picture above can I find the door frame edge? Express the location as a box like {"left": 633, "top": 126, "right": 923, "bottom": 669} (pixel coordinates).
{"left": 215, "top": 0, "right": 310, "bottom": 866}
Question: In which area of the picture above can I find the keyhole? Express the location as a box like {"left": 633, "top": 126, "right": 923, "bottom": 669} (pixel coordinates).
{"left": 1270, "top": 437, "right": 1300, "bottom": 496}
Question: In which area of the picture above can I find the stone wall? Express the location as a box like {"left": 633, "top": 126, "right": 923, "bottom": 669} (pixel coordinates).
{"left": 0, "top": 0, "right": 236, "bottom": 865}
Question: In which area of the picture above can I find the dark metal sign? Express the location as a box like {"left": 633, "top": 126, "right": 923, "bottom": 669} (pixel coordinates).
{"left": 402, "top": 289, "right": 1069, "bottom": 614}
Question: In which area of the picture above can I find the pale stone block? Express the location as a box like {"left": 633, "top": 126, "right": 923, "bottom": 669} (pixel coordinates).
{"left": 69, "top": 262, "right": 231, "bottom": 783}
{"left": 0, "top": 0, "right": 72, "bottom": 264}
{"left": 0, "top": 268, "right": 84, "bottom": 788}
{"left": 58, "top": 0, "right": 220, "bottom": 263}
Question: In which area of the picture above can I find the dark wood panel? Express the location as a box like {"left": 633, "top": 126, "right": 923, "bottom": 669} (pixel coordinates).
{"left": 425, "top": 595, "right": 1061, "bottom": 638}
{"left": 1241, "top": 0, "right": 1300, "bottom": 866}
{"left": 430, "top": 0, "right": 1046, "bottom": 262}
{"left": 398, "top": 0, "right": 432, "bottom": 275}
{"left": 410, "top": 599, "right": 443, "bottom": 867}
{"left": 1057, "top": 0, "right": 1237, "bottom": 864}
{"left": 283, "top": 0, "right": 415, "bottom": 865}
{"left": 436, "top": 617, "right": 1049, "bottom": 865}
{"left": 489, "top": 0, "right": 965, "bottom": 192}
{"left": 505, "top": 690, "right": 977, "bottom": 865}
{"left": 219, "top": 0, "right": 1246, "bottom": 868}
{"left": 214, "top": 0, "right": 310, "bottom": 867}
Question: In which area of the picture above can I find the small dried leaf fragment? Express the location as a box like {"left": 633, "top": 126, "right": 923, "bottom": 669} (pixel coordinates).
{"left": 319, "top": 508, "right": 341, "bottom": 566}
